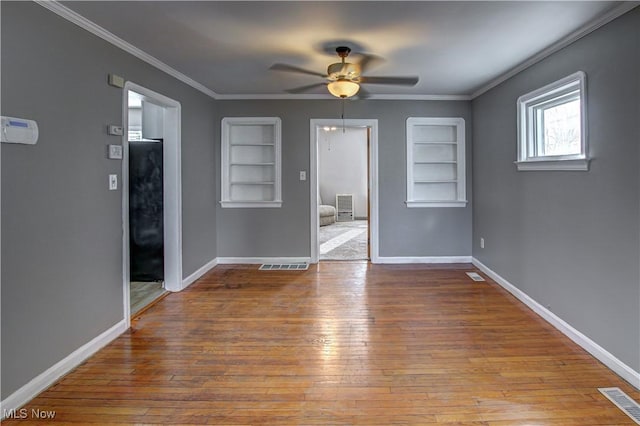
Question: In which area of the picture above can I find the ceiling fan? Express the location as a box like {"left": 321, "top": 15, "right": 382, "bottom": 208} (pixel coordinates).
{"left": 270, "top": 46, "right": 419, "bottom": 99}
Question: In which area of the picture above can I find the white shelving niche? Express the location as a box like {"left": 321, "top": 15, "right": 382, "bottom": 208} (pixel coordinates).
{"left": 406, "top": 117, "right": 467, "bottom": 208}
{"left": 221, "top": 117, "right": 282, "bottom": 208}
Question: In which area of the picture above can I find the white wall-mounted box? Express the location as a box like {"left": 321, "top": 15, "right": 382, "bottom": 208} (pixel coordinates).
{"left": 1, "top": 116, "right": 38, "bottom": 145}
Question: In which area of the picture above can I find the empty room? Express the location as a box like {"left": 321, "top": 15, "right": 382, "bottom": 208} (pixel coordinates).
{"left": 1, "top": 1, "right": 639, "bottom": 424}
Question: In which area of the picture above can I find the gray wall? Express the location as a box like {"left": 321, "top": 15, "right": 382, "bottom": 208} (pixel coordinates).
{"left": 319, "top": 127, "right": 368, "bottom": 218}
{"left": 1, "top": 2, "right": 217, "bottom": 398}
{"left": 472, "top": 7, "right": 640, "bottom": 371}
{"left": 214, "top": 100, "right": 472, "bottom": 258}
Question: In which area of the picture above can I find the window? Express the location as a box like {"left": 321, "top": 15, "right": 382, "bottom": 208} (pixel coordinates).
{"left": 406, "top": 117, "right": 467, "bottom": 207}
{"left": 517, "top": 71, "right": 589, "bottom": 171}
{"left": 220, "top": 117, "right": 282, "bottom": 208}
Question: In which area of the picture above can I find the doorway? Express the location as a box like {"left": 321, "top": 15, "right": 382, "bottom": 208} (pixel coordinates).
{"left": 122, "top": 83, "right": 182, "bottom": 324}
{"left": 318, "top": 126, "right": 368, "bottom": 260}
{"left": 310, "top": 119, "right": 379, "bottom": 263}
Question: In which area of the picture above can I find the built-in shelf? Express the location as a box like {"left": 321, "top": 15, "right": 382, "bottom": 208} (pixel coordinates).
{"left": 230, "top": 162, "right": 275, "bottom": 166}
{"left": 221, "top": 117, "right": 282, "bottom": 208}
{"left": 413, "top": 141, "right": 458, "bottom": 145}
{"left": 413, "top": 161, "right": 457, "bottom": 164}
{"left": 230, "top": 142, "right": 275, "bottom": 146}
{"left": 231, "top": 181, "right": 276, "bottom": 185}
{"left": 406, "top": 117, "right": 467, "bottom": 208}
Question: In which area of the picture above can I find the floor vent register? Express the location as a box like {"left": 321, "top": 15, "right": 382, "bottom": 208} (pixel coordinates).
{"left": 466, "top": 272, "right": 485, "bottom": 282}
{"left": 599, "top": 387, "right": 640, "bottom": 425}
{"left": 259, "top": 263, "right": 309, "bottom": 271}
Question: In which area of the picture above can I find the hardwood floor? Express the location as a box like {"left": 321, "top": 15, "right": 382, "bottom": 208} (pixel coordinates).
{"left": 6, "top": 263, "right": 638, "bottom": 424}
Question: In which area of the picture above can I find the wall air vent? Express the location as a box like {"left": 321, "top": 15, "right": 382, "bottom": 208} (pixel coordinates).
{"left": 259, "top": 263, "right": 309, "bottom": 271}
{"left": 598, "top": 387, "right": 640, "bottom": 424}
{"left": 336, "top": 194, "right": 354, "bottom": 221}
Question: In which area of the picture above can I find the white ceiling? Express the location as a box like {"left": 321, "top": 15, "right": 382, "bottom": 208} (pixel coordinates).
{"left": 59, "top": 1, "right": 630, "bottom": 99}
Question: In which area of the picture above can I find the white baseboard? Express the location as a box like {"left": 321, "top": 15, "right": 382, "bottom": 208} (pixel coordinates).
{"left": 377, "top": 256, "right": 472, "bottom": 264}
{"left": 216, "top": 257, "right": 311, "bottom": 265}
{"left": 472, "top": 257, "right": 640, "bottom": 390}
{"left": 182, "top": 257, "right": 218, "bottom": 289}
{"left": 0, "top": 319, "right": 128, "bottom": 415}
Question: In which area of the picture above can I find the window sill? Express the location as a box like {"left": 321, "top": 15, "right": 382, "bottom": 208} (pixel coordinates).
{"left": 515, "top": 158, "right": 590, "bottom": 171}
{"left": 220, "top": 200, "right": 282, "bottom": 208}
{"left": 406, "top": 200, "right": 468, "bottom": 208}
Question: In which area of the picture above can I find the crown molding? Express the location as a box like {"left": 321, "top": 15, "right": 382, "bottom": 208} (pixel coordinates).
{"left": 365, "top": 94, "right": 471, "bottom": 101}
{"left": 34, "top": 0, "right": 218, "bottom": 99}
{"left": 215, "top": 94, "right": 332, "bottom": 101}
{"left": 215, "top": 93, "right": 471, "bottom": 101}
{"left": 471, "top": 2, "right": 640, "bottom": 99}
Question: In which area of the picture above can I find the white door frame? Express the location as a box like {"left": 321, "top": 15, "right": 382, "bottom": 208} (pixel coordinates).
{"left": 310, "top": 119, "right": 379, "bottom": 263}
{"left": 122, "top": 82, "right": 183, "bottom": 326}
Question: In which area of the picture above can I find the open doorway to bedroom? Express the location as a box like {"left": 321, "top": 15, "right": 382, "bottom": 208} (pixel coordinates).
{"left": 318, "top": 126, "right": 369, "bottom": 260}
{"left": 310, "top": 119, "right": 379, "bottom": 264}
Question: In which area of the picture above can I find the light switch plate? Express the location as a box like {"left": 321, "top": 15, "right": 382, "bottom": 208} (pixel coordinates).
{"left": 108, "top": 144, "right": 123, "bottom": 159}
{"left": 299, "top": 171, "right": 307, "bottom": 181}
{"left": 109, "top": 174, "right": 118, "bottom": 190}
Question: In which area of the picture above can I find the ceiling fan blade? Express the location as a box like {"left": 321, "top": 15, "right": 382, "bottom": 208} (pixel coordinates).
{"left": 356, "top": 53, "right": 384, "bottom": 74}
{"left": 270, "top": 63, "right": 326, "bottom": 78}
{"left": 360, "top": 76, "right": 419, "bottom": 86}
{"left": 285, "top": 82, "right": 327, "bottom": 94}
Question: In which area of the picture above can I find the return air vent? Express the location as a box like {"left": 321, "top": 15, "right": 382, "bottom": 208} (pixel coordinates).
{"left": 259, "top": 263, "right": 309, "bottom": 271}
{"left": 599, "top": 387, "right": 640, "bottom": 424}
{"left": 466, "top": 272, "right": 485, "bottom": 282}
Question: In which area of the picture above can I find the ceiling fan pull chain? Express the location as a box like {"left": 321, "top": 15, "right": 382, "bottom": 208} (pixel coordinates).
{"left": 341, "top": 98, "right": 346, "bottom": 133}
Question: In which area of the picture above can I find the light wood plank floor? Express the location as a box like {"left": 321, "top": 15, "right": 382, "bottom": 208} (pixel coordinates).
{"left": 7, "top": 263, "right": 639, "bottom": 425}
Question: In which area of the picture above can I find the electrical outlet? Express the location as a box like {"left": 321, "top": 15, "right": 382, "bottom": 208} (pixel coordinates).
{"left": 480, "top": 237, "right": 485, "bottom": 249}
{"left": 109, "top": 174, "right": 118, "bottom": 190}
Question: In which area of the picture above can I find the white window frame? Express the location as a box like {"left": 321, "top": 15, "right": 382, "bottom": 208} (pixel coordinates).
{"left": 516, "top": 71, "right": 589, "bottom": 171}
{"left": 220, "top": 117, "right": 282, "bottom": 208}
{"left": 406, "top": 117, "right": 467, "bottom": 208}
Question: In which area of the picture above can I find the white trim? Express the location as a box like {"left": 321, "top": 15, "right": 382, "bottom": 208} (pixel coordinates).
{"left": 310, "top": 119, "right": 379, "bottom": 264}
{"left": 406, "top": 200, "right": 468, "bottom": 208}
{"left": 182, "top": 258, "right": 219, "bottom": 289}
{"left": 122, "top": 83, "right": 183, "bottom": 328}
{"left": 220, "top": 117, "right": 282, "bottom": 208}
{"left": 471, "top": 2, "right": 639, "bottom": 99}
{"left": 216, "top": 94, "right": 471, "bottom": 101}
{"left": 472, "top": 257, "right": 640, "bottom": 390}
{"left": 515, "top": 158, "right": 590, "bottom": 171}
{"left": 377, "top": 256, "right": 472, "bottom": 264}
{"left": 516, "top": 71, "right": 588, "bottom": 170}
{"left": 217, "top": 94, "right": 333, "bottom": 100}
{"left": 219, "top": 201, "right": 283, "bottom": 208}
{"left": 0, "top": 320, "right": 127, "bottom": 416}
{"left": 406, "top": 117, "right": 467, "bottom": 207}
{"left": 360, "top": 94, "right": 471, "bottom": 101}
{"left": 34, "top": 0, "right": 217, "bottom": 99}
{"left": 216, "top": 257, "right": 311, "bottom": 265}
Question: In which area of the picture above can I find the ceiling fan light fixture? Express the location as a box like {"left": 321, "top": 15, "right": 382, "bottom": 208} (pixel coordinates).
{"left": 327, "top": 79, "right": 360, "bottom": 98}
